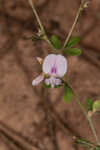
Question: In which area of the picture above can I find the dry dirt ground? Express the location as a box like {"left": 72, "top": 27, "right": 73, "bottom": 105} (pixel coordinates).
{"left": 0, "top": 0, "right": 100, "bottom": 150}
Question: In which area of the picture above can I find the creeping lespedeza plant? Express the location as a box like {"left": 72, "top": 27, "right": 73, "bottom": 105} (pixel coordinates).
{"left": 29, "top": 0, "right": 100, "bottom": 149}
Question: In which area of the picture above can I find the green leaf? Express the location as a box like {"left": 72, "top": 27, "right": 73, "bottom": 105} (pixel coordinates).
{"left": 85, "top": 98, "right": 94, "bottom": 111}
{"left": 65, "top": 37, "right": 81, "bottom": 48}
{"left": 63, "top": 84, "right": 73, "bottom": 103}
{"left": 93, "top": 100, "right": 100, "bottom": 113}
{"left": 64, "top": 48, "right": 82, "bottom": 56}
{"left": 50, "top": 35, "right": 62, "bottom": 49}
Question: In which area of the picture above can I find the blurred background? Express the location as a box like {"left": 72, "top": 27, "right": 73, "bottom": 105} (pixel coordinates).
{"left": 0, "top": 0, "right": 100, "bottom": 150}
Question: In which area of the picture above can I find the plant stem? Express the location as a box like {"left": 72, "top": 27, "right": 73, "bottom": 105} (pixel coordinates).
{"left": 29, "top": 0, "right": 45, "bottom": 32}
{"left": 63, "top": 2, "right": 83, "bottom": 48}
{"left": 63, "top": 78, "right": 99, "bottom": 144}
{"left": 29, "top": 0, "right": 54, "bottom": 49}
{"left": 63, "top": 79, "right": 99, "bottom": 144}
{"left": 73, "top": 93, "right": 99, "bottom": 145}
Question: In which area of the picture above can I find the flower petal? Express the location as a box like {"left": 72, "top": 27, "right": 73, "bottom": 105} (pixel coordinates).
{"left": 55, "top": 55, "right": 67, "bottom": 77}
{"left": 55, "top": 78, "right": 62, "bottom": 85}
{"left": 32, "top": 74, "right": 44, "bottom": 86}
{"left": 45, "top": 78, "right": 50, "bottom": 85}
{"left": 45, "top": 77, "right": 62, "bottom": 88}
{"left": 42, "top": 54, "right": 57, "bottom": 74}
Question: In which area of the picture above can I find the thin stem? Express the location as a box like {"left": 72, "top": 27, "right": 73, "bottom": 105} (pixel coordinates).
{"left": 29, "top": 0, "right": 45, "bottom": 32}
{"left": 63, "top": 2, "right": 82, "bottom": 48}
{"left": 43, "top": 35, "right": 55, "bottom": 50}
{"left": 63, "top": 79, "right": 99, "bottom": 144}
{"left": 29, "top": 0, "right": 54, "bottom": 50}
{"left": 73, "top": 93, "right": 99, "bottom": 145}
{"left": 88, "top": 117, "right": 99, "bottom": 145}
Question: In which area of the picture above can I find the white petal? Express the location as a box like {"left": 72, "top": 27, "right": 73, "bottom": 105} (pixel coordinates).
{"left": 42, "top": 54, "right": 57, "bottom": 74}
{"left": 32, "top": 75, "right": 44, "bottom": 86}
{"left": 55, "top": 55, "right": 67, "bottom": 77}
{"left": 45, "top": 78, "right": 50, "bottom": 85}
{"left": 55, "top": 78, "right": 62, "bottom": 85}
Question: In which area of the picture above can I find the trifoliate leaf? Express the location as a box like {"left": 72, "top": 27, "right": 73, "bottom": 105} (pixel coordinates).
{"left": 64, "top": 48, "right": 82, "bottom": 56}
{"left": 65, "top": 37, "right": 81, "bottom": 48}
{"left": 50, "top": 35, "right": 62, "bottom": 49}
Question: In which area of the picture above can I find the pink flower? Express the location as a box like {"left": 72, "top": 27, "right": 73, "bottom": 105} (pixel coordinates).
{"left": 32, "top": 54, "right": 67, "bottom": 88}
